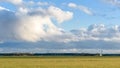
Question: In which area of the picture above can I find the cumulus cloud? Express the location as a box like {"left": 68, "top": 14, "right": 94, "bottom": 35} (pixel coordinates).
{"left": 70, "top": 24, "right": 120, "bottom": 42}
{"left": 0, "top": 1, "right": 73, "bottom": 42}
{"left": 48, "top": 6, "right": 73, "bottom": 23}
{"left": 0, "top": 9, "right": 59, "bottom": 42}
{"left": 0, "top": 7, "right": 120, "bottom": 48}
{"left": 16, "top": 16, "right": 62, "bottom": 42}
{"left": 68, "top": 3, "right": 93, "bottom": 15}
{"left": 1, "top": 0, "right": 120, "bottom": 53}
{"left": 25, "top": 6, "right": 73, "bottom": 23}
{"left": 0, "top": 8, "right": 19, "bottom": 42}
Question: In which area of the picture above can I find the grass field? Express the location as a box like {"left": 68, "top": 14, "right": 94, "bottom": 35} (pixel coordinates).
{"left": 0, "top": 56, "right": 120, "bottom": 68}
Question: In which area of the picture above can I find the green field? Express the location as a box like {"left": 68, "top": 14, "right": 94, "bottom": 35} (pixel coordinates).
{"left": 0, "top": 56, "right": 120, "bottom": 68}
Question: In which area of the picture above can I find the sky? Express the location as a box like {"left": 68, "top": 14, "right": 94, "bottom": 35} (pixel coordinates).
{"left": 0, "top": 0, "right": 120, "bottom": 53}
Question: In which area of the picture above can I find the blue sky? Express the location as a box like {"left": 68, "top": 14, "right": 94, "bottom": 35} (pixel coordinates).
{"left": 0, "top": 0, "right": 120, "bottom": 53}
{"left": 1, "top": 0, "right": 120, "bottom": 30}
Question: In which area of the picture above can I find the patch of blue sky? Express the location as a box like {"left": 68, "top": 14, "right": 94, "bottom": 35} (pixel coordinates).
{"left": 0, "top": 2, "right": 17, "bottom": 11}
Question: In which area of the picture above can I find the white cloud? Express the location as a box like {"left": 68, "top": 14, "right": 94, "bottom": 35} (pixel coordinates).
{"left": 103, "top": 0, "right": 120, "bottom": 7}
{"left": 0, "top": 4, "right": 73, "bottom": 42}
{"left": 79, "top": 5, "right": 93, "bottom": 15}
{"left": 16, "top": 16, "right": 62, "bottom": 42}
{"left": 1, "top": 0, "right": 120, "bottom": 52}
{"left": 48, "top": 6, "right": 73, "bottom": 23}
{"left": 1, "top": 8, "right": 120, "bottom": 48}
{"left": 0, "top": 0, "right": 23, "bottom": 5}
{"left": 24, "top": 1, "right": 49, "bottom": 7}
{"left": 68, "top": 3, "right": 93, "bottom": 15}
{"left": 70, "top": 24, "right": 120, "bottom": 42}
{"left": 0, "top": 6, "right": 10, "bottom": 11}
{"left": 37, "top": 2, "right": 49, "bottom": 6}
{"left": 68, "top": 3, "right": 77, "bottom": 8}
{"left": 18, "top": 7, "right": 28, "bottom": 14}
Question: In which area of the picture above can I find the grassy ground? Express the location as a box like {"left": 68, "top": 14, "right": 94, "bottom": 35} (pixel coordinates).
{"left": 0, "top": 56, "right": 120, "bottom": 68}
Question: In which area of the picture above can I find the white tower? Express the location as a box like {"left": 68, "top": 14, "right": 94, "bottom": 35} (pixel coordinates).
{"left": 100, "top": 49, "right": 103, "bottom": 56}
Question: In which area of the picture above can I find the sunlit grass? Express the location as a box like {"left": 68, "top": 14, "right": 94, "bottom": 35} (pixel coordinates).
{"left": 0, "top": 56, "right": 120, "bottom": 68}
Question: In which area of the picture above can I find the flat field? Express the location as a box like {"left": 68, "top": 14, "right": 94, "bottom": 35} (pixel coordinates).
{"left": 0, "top": 56, "right": 120, "bottom": 68}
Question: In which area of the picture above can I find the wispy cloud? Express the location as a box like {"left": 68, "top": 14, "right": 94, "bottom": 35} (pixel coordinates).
{"left": 68, "top": 3, "right": 93, "bottom": 15}
{"left": 103, "top": 0, "right": 120, "bottom": 7}
{"left": 0, "top": 0, "right": 23, "bottom": 5}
